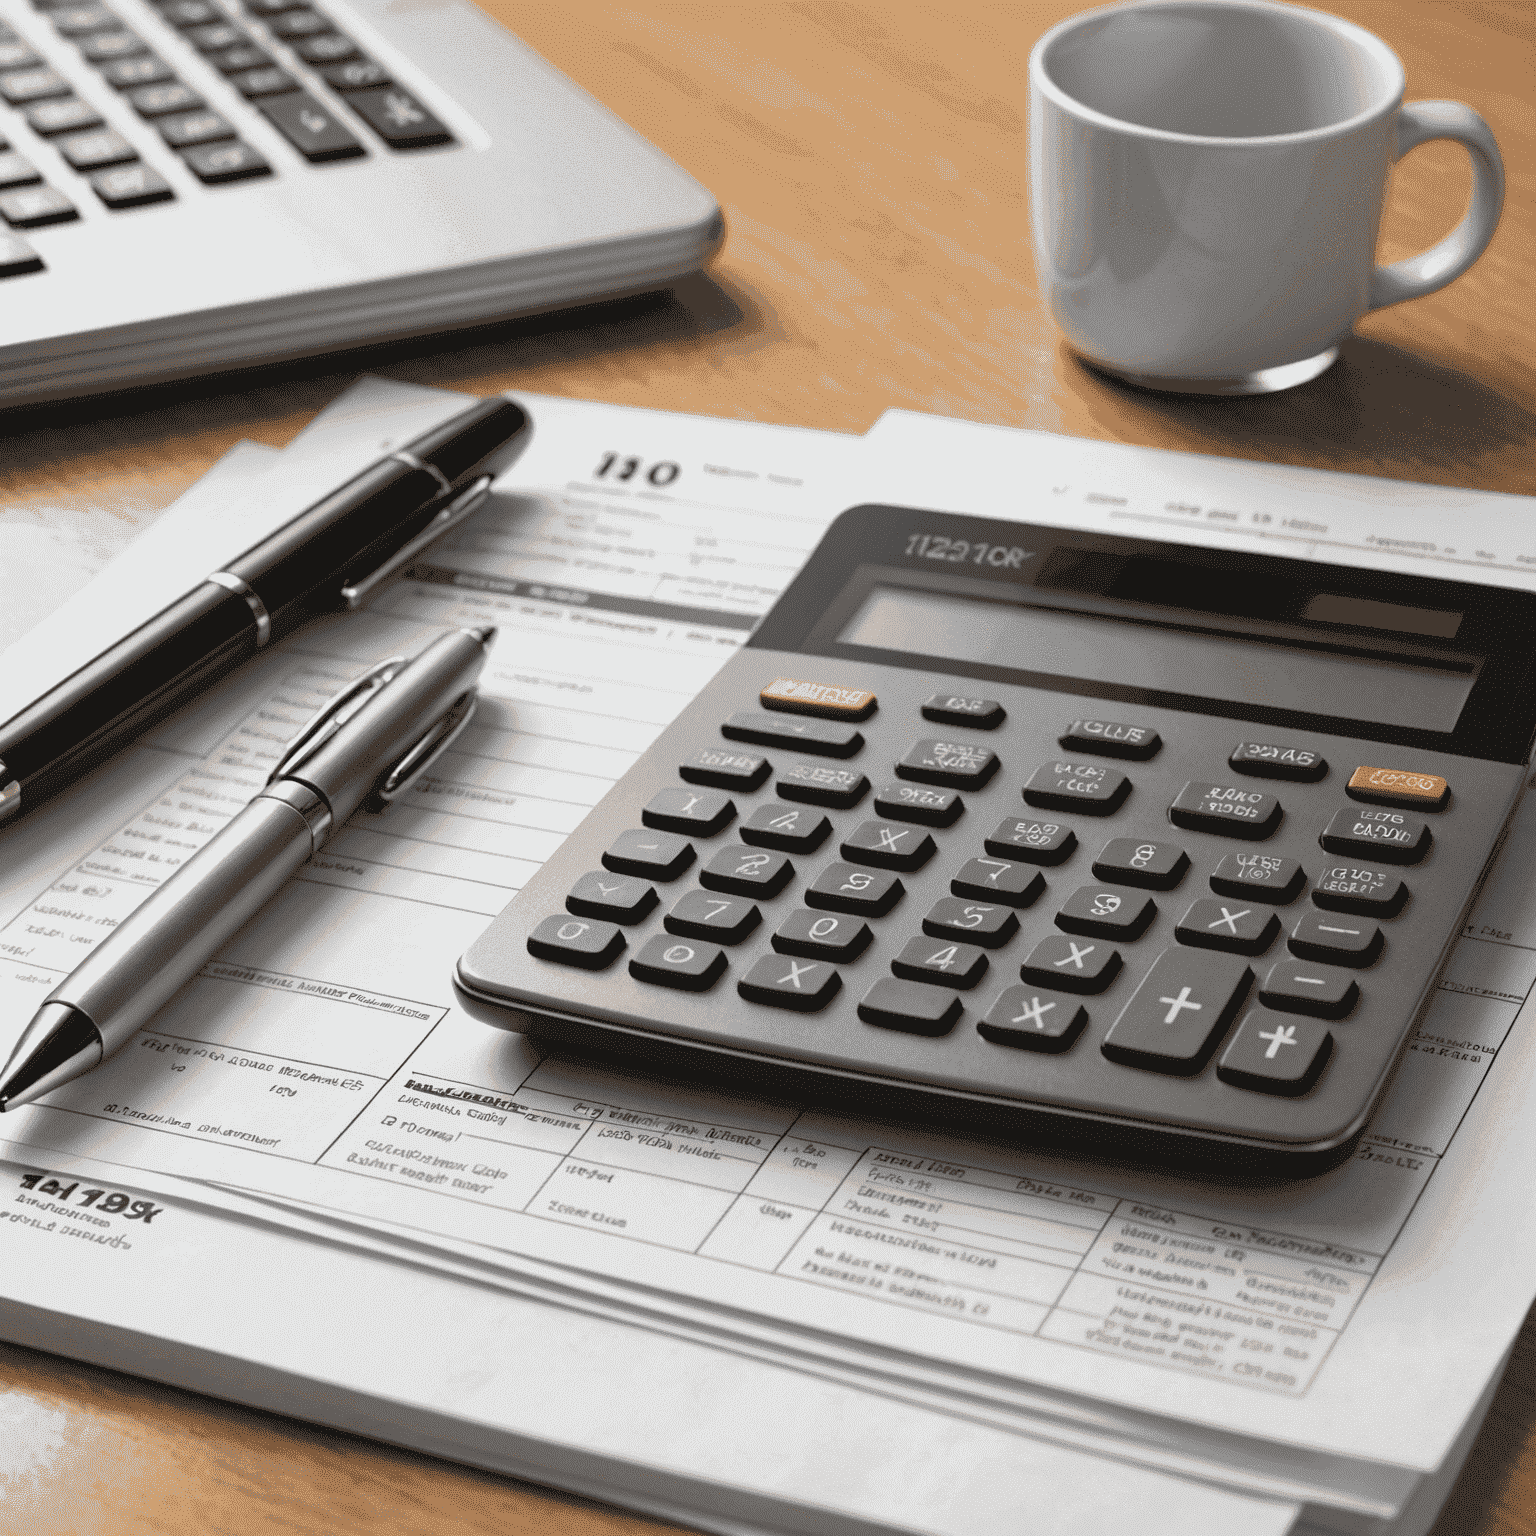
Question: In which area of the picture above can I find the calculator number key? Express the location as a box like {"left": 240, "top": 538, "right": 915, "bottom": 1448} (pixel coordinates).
{"left": 629, "top": 934, "right": 727, "bottom": 992}
{"left": 1168, "top": 781, "right": 1282, "bottom": 840}
{"left": 1319, "top": 806, "right": 1431, "bottom": 865}
{"left": 896, "top": 738, "right": 999, "bottom": 789}
{"left": 892, "top": 936, "right": 988, "bottom": 989}
{"left": 951, "top": 857, "right": 1045, "bottom": 908}
{"left": 857, "top": 978, "right": 961, "bottom": 1036}
{"left": 527, "top": 914, "right": 625, "bottom": 970}
{"left": 1056, "top": 886, "right": 1155, "bottom": 941}
{"left": 1259, "top": 959, "right": 1359, "bottom": 1019}
{"left": 566, "top": 871, "right": 658, "bottom": 924}
{"left": 699, "top": 845, "right": 794, "bottom": 898}
{"left": 772, "top": 909, "right": 872, "bottom": 962}
{"left": 1310, "top": 862, "right": 1407, "bottom": 918}
{"left": 739, "top": 953, "right": 842, "bottom": 1012}
{"left": 1091, "top": 837, "right": 1189, "bottom": 891}
{"left": 664, "top": 891, "right": 761, "bottom": 944}
{"left": 1289, "top": 911, "right": 1383, "bottom": 967}
{"left": 1023, "top": 761, "right": 1130, "bottom": 816}
{"left": 1100, "top": 950, "right": 1253, "bottom": 1075}
{"left": 258, "top": 90, "right": 366, "bottom": 161}
{"left": 922, "top": 694, "right": 1005, "bottom": 729}
{"left": 642, "top": 787, "right": 735, "bottom": 837}
{"left": 923, "top": 896, "right": 1019, "bottom": 949}
{"left": 740, "top": 802, "right": 830, "bottom": 852}
{"left": 978, "top": 986, "right": 1087, "bottom": 1052}
{"left": 1209, "top": 852, "right": 1306, "bottom": 904}
{"left": 1217, "top": 1012, "right": 1332, "bottom": 1096}
{"left": 1229, "top": 742, "right": 1328, "bottom": 781}
{"left": 984, "top": 817, "right": 1076, "bottom": 865}
{"left": 841, "top": 819, "right": 936, "bottom": 872}
{"left": 1020, "top": 934, "right": 1121, "bottom": 994}
{"left": 602, "top": 829, "right": 695, "bottom": 881}
{"left": 1058, "top": 718, "right": 1161, "bottom": 760}
{"left": 873, "top": 781, "right": 963, "bottom": 826}
{"left": 805, "top": 863, "right": 903, "bottom": 917}
{"left": 1174, "top": 898, "right": 1280, "bottom": 956}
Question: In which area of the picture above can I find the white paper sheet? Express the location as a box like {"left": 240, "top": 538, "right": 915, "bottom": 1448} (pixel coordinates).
{"left": 2, "top": 385, "right": 1527, "bottom": 1520}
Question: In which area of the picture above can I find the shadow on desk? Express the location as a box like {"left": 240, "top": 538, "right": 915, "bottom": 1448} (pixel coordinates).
{"left": 1073, "top": 336, "right": 1536, "bottom": 494}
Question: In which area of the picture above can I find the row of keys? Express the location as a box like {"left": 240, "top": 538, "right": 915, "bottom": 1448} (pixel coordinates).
{"left": 527, "top": 909, "right": 1340, "bottom": 1096}
{"left": 750, "top": 675, "right": 1453, "bottom": 805}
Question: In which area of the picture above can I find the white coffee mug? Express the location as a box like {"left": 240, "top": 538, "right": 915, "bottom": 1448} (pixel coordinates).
{"left": 1028, "top": 0, "right": 1505, "bottom": 393}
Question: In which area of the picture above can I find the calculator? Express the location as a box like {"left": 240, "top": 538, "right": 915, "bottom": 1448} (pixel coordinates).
{"left": 456, "top": 506, "right": 1536, "bottom": 1176}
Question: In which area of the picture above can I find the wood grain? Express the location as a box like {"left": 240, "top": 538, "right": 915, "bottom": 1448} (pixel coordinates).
{"left": 2, "top": 2, "right": 1534, "bottom": 1531}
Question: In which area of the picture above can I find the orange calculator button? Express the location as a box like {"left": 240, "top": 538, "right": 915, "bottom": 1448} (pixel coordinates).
{"left": 1346, "top": 766, "right": 1449, "bottom": 811}
{"left": 760, "top": 677, "right": 877, "bottom": 721}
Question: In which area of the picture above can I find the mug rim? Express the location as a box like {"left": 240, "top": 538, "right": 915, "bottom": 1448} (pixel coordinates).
{"left": 1030, "top": 0, "right": 1407, "bottom": 148}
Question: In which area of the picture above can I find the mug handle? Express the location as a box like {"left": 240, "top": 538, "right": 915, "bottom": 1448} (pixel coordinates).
{"left": 1369, "top": 101, "right": 1505, "bottom": 311}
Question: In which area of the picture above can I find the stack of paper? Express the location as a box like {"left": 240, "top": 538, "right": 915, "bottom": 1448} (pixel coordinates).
{"left": 5, "top": 378, "right": 1536, "bottom": 1536}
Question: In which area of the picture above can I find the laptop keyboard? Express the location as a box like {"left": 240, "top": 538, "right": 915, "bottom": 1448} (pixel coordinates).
{"left": 0, "top": 0, "right": 455, "bottom": 272}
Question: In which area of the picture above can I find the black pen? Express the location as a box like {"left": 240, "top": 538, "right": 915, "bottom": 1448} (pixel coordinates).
{"left": 0, "top": 395, "right": 529, "bottom": 828}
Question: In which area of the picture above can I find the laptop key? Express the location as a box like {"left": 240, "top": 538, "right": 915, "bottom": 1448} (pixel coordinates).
{"left": 89, "top": 161, "right": 174, "bottom": 206}
{"left": 0, "top": 67, "right": 72, "bottom": 104}
{"left": 208, "top": 41, "right": 270, "bottom": 71}
{"left": 24, "top": 96, "right": 103, "bottom": 134}
{"left": 268, "top": 8, "right": 329, "bottom": 37}
{"left": 128, "top": 80, "right": 204, "bottom": 115}
{"left": 50, "top": 5, "right": 119, "bottom": 36}
{"left": 346, "top": 85, "right": 454, "bottom": 149}
{"left": 185, "top": 21, "right": 244, "bottom": 50}
{"left": 180, "top": 138, "right": 271, "bottom": 182}
{"left": 0, "top": 43, "right": 42, "bottom": 70}
{"left": 158, "top": 107, "right": 234, "bottom": 146}
{"left": 57, "top": 127, "right": 137, "bottom": 169}
{"left": 0, "top": 230, "right": 44, "bottom": 276}
{"left": 102, "top": 53, "right": 173, "bottom": 86}
{"left": 79, "top": 29, "right": 146, "bottom": 60}
{"left": 155, "top": 0, "right": 221, "bottom": 26}
{"left": 293, "top": 31, "right": 357, "bottom": 63}
{"left": 0, "top": 151, "right": 42, "bottom": 188}
{"left": 0, "top": 184, "right": 79, "bottom": 226}
{"left": 258, "top": 90, "right": 365, "bottom": 159}
{"left": 318, "top": 57, "right": 389, "bottom": 91}
{"left": 229, "top": 65, "right": 297, "bottom": 97}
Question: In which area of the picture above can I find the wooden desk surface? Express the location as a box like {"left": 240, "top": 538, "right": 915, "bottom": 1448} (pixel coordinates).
{"left": 2, "top": 2, "right": 1533, "bottom": 1531}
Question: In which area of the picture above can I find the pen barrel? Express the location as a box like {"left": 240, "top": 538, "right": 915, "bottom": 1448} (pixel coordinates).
{"left": 50, "top": 795, "right": 317, "bottom": 1053}
{"left": 0, "top": 583, "right": 258, "bottom": 798}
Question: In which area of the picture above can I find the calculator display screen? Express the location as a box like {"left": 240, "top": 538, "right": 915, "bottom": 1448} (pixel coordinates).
{"left": 839, "top": 586, "right": 1479, "bottom": 732}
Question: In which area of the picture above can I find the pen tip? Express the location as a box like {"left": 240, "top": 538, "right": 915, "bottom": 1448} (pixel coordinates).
{"left": 0, "top": 1003, "right": 104, "bottom": 1112}
{"left": 467, "top": 626, "right": 497, "bottom": 647}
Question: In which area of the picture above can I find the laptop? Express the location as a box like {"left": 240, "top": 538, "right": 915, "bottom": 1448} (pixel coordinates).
{"left": 0, "top": 0, "right": 722, "bottom": 407}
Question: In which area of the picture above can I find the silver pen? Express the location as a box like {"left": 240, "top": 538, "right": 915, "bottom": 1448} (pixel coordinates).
{"left": 0, "top": 625, "right": 495, "bottom": 1112}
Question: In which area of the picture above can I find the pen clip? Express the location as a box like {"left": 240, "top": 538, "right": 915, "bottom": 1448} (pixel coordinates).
{"left": 338, "top": 474, "right": 495, "bottom": 611}
{"left": 364, "top": 689, "right": 478, "bottom": 812}
{"left": 268, "top": 655, "right": 407, "bottom": 786}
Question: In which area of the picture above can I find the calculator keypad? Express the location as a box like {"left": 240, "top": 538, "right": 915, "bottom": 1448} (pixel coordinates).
{"left": 491, "top": 644, "right": 1512, "bottom": 1175}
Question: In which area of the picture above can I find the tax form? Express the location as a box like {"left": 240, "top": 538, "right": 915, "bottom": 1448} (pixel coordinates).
{"left": 3, "top": 383, "right": 1534, "bottom": 1525}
